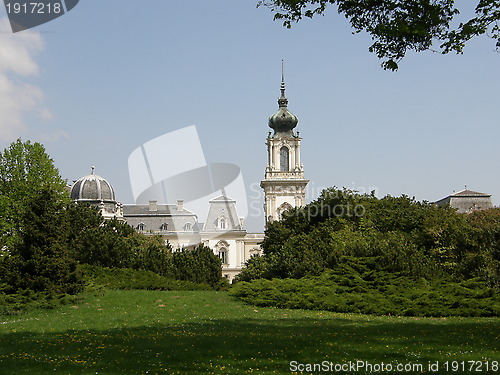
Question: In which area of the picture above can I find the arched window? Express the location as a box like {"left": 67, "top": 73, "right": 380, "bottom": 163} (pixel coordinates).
{"left": 215, "top": 240, "right": 229, "bottom": 264}
{"left": 184, "top": 222, "right": 191, "bottom": 231}
{"left": 137, "top": 222, "right": 145, "bottom": 231}
{"left": 160, "top": 223, "right": 168, "bottom": 231}
{"left": 218, "top": 248, "right": 228, "bottom": 264}
{"left": 280, "top": 146, "right": 289, "bottom": 172}
{"left": 219, "top": 217, "right": 226, "bottom": 230}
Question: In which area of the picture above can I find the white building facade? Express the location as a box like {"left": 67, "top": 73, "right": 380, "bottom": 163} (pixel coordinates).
{"left": 122, "top": 196, "right": 263, "bottom": 281}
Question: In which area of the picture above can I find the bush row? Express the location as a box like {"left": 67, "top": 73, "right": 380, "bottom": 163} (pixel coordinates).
{"left": 231, "top": 257, "right": 500, "bottom": 317}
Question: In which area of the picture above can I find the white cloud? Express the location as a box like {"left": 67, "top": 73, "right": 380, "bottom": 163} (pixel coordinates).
{"left": 38, "top": 129, "right": 69, "bottom": 143}
{"left": 0, "top": 18, "right": 47, "bottom": 142}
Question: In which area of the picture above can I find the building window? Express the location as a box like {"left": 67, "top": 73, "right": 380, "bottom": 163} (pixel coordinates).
{"left": 280, "top": 146, "right": 289, "bottom": 172}
{"left": 219, "top": 248, "right": 228, "bottom": 264}
{"left": 219, "top": 217, "right": 226, "bottom": 230}
{"left": 160, "top": 223, "right": 168, "bottom": 231}
{"left": 137, "top": 222, "right": 145, "bottom": 231}
{"left": 215, "top": 240, "right": 229, "bottom": 264}
{"left": 184, "top": 222, "right": 191, "bottom": 231}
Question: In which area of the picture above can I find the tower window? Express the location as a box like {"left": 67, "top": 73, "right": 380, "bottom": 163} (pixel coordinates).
{"left": 160, "top": 223, "right": 168, "bottom": 231}
{"left": 280, "top": 146, "right": 289, "bottom": 172}
{"left": 137, "top": 222, "right": 145, "bottom": 231}
{"left": 184, "top": 222, "right": 192, "bottom": 231}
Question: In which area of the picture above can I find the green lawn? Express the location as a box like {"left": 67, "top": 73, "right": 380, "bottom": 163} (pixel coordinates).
{"left": 0, "top": 290, "right": 498, "bottom": 374}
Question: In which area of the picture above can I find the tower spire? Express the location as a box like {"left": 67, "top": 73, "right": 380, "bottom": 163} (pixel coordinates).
{"left": 278, "top": 59, "right": 288, "bottom": 108}
{"left": 268, "top": 60, "right": 298, "bottom": 133}
{"left": 281, "top": 59, "right": 285, "bottom": 98}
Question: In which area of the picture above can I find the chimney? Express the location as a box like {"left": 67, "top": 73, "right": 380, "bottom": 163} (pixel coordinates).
{"left": 177, "top": 199, "right": 184, "bottom": 212}
{"left": 148, "top": 200, "right": 157, "bottom": 212}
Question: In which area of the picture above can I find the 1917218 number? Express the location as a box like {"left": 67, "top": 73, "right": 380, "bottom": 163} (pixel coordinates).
{"left": 444, "top": 361, "right": 498, "bottom": 372}
{"left": 5, "top": 2, "right": 62, "bottom": 14}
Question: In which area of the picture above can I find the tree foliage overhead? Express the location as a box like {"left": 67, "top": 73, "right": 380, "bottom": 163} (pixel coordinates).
{"left": 258, "top": 0, "right": 500, "bottom": 70}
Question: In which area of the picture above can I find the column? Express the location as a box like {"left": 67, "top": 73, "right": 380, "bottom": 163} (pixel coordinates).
{"left": 268, "top": 140, "right": 272, "bottom": 169}
{"left": 295, "top": 140, "right": 301, "bottom": 168}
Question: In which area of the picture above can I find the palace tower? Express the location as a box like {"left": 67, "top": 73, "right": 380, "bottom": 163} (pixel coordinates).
{"left": 261, "top": 65, "right": 309, "bottom": 222}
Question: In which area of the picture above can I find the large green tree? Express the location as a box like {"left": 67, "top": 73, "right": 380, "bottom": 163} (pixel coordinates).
{"left": 258, "top": 0, "right": 500, "bottom": 70}
{"left": 11, "top": 187, "right": 81, "bottom": 294}
{"left": 0, "top": 139, "right": 81, "bottom": 295}
{"left": 0, "top": 139, "right": 69, "bottom": 251}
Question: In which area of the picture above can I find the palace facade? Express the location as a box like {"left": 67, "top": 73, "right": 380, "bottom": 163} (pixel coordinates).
{"left": 70, "top": 72, "right": 309, "bottom": 280}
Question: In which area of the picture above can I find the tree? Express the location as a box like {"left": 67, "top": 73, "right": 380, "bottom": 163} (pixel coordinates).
{"left": 0, "top": 139, "right": 81, "bottom": 295}
{"left": 257, "top": 0, "right": 500, "bottom": 70}
{"left": 12, "top": 188, "right": 81, "bottom": 294}
{"left": 0, "top": 139, "right": 69, "bottom": 250}
{"left": 172, "top": 245, "right": 222, "bottom": 288}
{"left": 238, "top": 187, "right": 500, "bottom": 282}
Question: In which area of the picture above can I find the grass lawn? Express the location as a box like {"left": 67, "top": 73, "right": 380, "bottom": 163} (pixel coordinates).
{"left": 0, "top": 290, "right": 498, "bottom": 374}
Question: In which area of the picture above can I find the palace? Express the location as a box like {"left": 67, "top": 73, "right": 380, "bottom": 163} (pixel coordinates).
{"left": 70, "top": 71, "right": 307, "bottom": 281}
{"left": 69, "top": 72, "right": 496, "bottom": 281}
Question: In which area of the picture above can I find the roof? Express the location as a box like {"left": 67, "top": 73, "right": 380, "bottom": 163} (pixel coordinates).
{"left": 449, "top": 189, "right": 491, "bottom": 197}
{"left": 70, "top": 173, "right": 116, "bottom": 202}
{"left": 209, "top": 195, "right": 236, "bottom": 203}
{"left": 203, "top": 195, "right": 243, "bottom": 232}
{"left": 435, "top": 188, "right": 494, "bottom": 213}
{"left": 123, "top": 204, "right": 196, "bottom": 216}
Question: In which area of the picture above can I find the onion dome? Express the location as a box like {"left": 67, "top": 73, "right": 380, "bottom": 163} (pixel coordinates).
{"left": 268, "top": 62, "right": 298, "bottom": 134}
{"left": 70, "top": 166, "right": 116, "bottom": 203}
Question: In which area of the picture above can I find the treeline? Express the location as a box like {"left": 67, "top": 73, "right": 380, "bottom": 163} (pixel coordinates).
{"left": 68, "top": 210, "right": 221, "bottom": 288}
{"left": 232, "top": 188, "right": 500, "bottom": 316}
{"left": 0, "top": 140, "right": 222, "bottom": 312}
{"left": 238, "top": 188, "right": 500, "bottom": 283}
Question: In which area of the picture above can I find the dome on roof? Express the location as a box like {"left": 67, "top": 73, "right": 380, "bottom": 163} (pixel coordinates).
{"left": 70, "top": 173, "right": 116, "bottom": 202}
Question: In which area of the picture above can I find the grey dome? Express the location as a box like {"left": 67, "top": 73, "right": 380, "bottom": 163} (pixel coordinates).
{"left": 269, "top": 106, "right": 298, "bottom": 133}
{"left": 70, "top": 173, "right": 116, "bottom": 202}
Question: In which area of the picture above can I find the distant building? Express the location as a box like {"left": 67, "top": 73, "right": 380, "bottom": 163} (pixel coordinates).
{"left": 122, "top": 199, "right": 201, "bottom": 248}
{"left": 435, "top": 189, "right": 493, "bottom": 213}
{"left": 71, "top": 173, "right": 264, "bottom": 281}
{"left": 121, "top": 196, "right": 264, "bottom": 281}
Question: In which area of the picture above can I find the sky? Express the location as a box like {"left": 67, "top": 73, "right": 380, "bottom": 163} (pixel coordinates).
{"left": 0, "top": 0, "right": 499, "bottom": 232}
